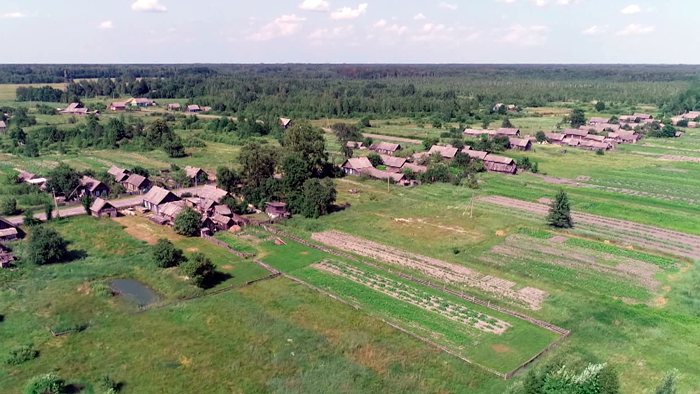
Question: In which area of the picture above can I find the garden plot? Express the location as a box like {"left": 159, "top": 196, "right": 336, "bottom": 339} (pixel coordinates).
{"left": 311, "top": 230, "right": 547, "bottom": 310}
{"left": 314, "top": 260, "right": 511, "bottom": 334}
{"left": 478, "top": 196, "right": 700, "bottom": 259}
{"left": 489, "top": 235, "right": 663, "bottom": 291}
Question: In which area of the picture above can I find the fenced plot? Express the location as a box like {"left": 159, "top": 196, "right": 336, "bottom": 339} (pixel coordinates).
{"left": 311, "top": 230, "right": 547, "bottom": 310}
{"left": 478, "top": 196, "right": 700, "bottom": 259}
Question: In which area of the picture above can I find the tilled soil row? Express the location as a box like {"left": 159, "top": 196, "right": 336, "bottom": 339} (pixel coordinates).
{"left": 478, "top": 196, "right": 700, "bottom": 259}
{"left": 311, "top": 230, "right": 547, "bottom": 310}
{"left": 314, "top": 260, "right": 511, "bottom": 335}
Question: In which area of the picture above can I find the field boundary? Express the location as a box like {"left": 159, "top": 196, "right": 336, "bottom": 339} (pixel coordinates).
{"left": 201, "top": 234, "right": 257, "bottom": 259}
{"left": 262, "top": 225, "right": 571, "bottom": 379}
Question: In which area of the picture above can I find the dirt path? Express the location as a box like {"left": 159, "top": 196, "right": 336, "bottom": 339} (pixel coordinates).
{"left": 478, "top": 196, "right": 700, "bottom": 259}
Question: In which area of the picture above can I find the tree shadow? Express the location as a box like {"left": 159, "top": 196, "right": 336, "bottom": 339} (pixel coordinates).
{"left": 201, "top": 271, "right": 233, "bottom": 289}
{"left": 329, "top": 203, "right": 351, "bottom": 214}
{"left": 65, "top": 383, "right": 85, "bottom": 393}
{"left": 64, "top": 249, "right": 88, "bottom": 263}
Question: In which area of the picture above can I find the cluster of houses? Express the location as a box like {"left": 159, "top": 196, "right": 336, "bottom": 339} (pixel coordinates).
{"left": 60, "top": 103, "right": 100, "bottom": 116}
{"left": 671, "top": 111, "right": 700, "bottom": 128}
{"left": 107, "top": 99, "right": 211, "bottom": 113}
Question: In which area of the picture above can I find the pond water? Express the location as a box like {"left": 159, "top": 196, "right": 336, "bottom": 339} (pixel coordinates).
{"left": 109, "top": 279, "right": 159, "bottom": 307}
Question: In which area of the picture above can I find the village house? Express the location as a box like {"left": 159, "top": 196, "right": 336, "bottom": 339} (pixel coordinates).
{"left": 374, "top": 142, "right": 402, "bottom": 156}
{"left": 123, "top": 174, "right": 151, "bottom": 194}
{"left": 563, "top": 128, "right": 589, "bottom": 139}
{"left": 580, "top": 140, "right": 611, "bottom": 151}
{"left": 90, "top": 198, "right": 117, "bottom": 218}
{"left": 143, "top": 186, "right": 180, "bottom": 214}
{"left": 0, "top": 216, "right": 22, "bottom": 241}
{"left": 401, "top": 162, "right": 427, "bottom": 174}
{"left": 632, "top": 113, "right": 653, "bottom": 121}
{"left": 280, "top": 118, "right": 293, "bottom": 129}
{"left": 167, "top": 103, "right": 181, "bottom": 111}
{"left": 465, "top": 150, "right": 489, "bottom": 160}
{"left": 463, "top": 129, "right": 495, "bottom": 138}
{"left": 588, "top": 117, "right": 610, "bottom": 125}
{"left": 544, "top": 133, "right": 566, "bottom": 144}
{"left": 346, "top": 141, "right": 366, "bottom": 150}
{"left": 428, "top": 145, "right": 459, "bottom": 160}
{"left": 483, "top": 155, "right": 518, "bottom": 175}
{"left": 509, "top": 138, "right": 532, "bottom": 151}
{"left": 342, "top": 157, "right": 373, "bottom": 176}
{"left": 0, "top": 251, "right": 15, "bottom": 269}
{"left": 109, "top": 102, "right": 127, "bottom": 111}
{"left": 60, "top": 103, "right": 89, "bottom": 115}
{"left": 186, "top": 197, "right": 217, "bottom": 215}
{"left": 584, "top": 134, "right": 607, "bottom": 143}
{"left": 108, "top": 166, "right": 131, "bottom": 183}
{"left": 159, "top": 201, "right": 187, "bottom": 224}
{"left": 185, "top": 166, "right": 207, "bottom": 185}
{"left": 360, "top": 167, "right": 408, "bottom": 184}
{"left": 683, "top": 111, "right": 700, "bottom": 120}
{"left": 0, "top": 120, "right": 6, "bottom": 134}
{"left": 563, "top": 138, "right": 581, "bottom": 147}
{"left": 496, "top": 128, "right": 521, "bottom": 137}
{"left": 265, "top": 202, "right": 291, "bottom": 220}
{"left": 79, "top": 176, "right": 110, "bottom": 198}
{"left": 17, "top": 170, "right": 38, "bottom": 184}
{"left": 126, "top": 98, "right": 156, "bottom": 107}
{"left": 607, "top": 131, "right": 641, "bottom": 144}
{"left": 195, "top": 185, "right": 229, "bottom": 203}
{"left": 380, "top": 155, "right": 407, "bottom": 173}
{"left": 186, "top": 105, "right": 201, "bottom": 113}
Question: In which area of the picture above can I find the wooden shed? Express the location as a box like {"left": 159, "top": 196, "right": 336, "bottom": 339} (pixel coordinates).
{"left": 91, "top": 198, "right": 117, "bottom": 218}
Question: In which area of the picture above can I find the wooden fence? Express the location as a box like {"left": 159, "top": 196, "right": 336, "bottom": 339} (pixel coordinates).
{"left": 201, "top": 234, "right": 256, "bottom": 259}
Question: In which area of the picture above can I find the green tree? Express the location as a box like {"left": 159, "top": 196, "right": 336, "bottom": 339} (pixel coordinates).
{"left": 81, "top": 195, "right": 92, "bottom": 215}
{"left": 216, "top": 167, "right": 239, "bottom": 193}
{"left": 0, "top": 197, "right": 17, "bottom": 216}
{"left": 341, "top": 145, "right": 354, "bottom": 159}
{"left": 599, "top": 364, "right": 620, "bottom": 394}
{"left": 298, "top": 178, "right": 337, "bottom": 218}
{"left": 431, "top": 119, "right": 442, "bottom": 129}
{"left": 502, "top": 118, "right": 514, "bottom": 128}
{"left": 547, "top": 189, "right": 573, "bottom": 228}
{"left": 422, "top": 137, "right": 439, "bottom": 150}
{"left": 25, "top": 226, "right": 68, "bottom": 265}
{"left": 131, "top": 166, "right": 150, "bottom": 178}
{"left": 45, "top": 163, "right": 81, "bottom": 196}
{"left": 332, "top": 123, "right": 361, "bottom": 142}
{"left": 172, "top": 170, "right": 192, "bottom": 188}
{"left": 23, "top": 373, "right": 66, "bottom": 394}
{"left": 23, "top": 211, "right": 41, "bottom": 227}
{"left": 535, "top": 131, "right": 547, "bottom": 142}
{"left": 151, "top": 238, "right": 187, "bottom": 268}
{"left": 44, "top": 204, "right": 53, "bottom": 222}
{"left": 238, "top": 143, "right": 278, "bottom": 188}
{"left": 654, "top": 369, "right": 679, "bottom": 394}
{"left": 359, "top": 116, "right": 372, "bottom": 128}
{"left": 595, "top": 101, "right": 606, "bottom": 112}
{"left": 282, "top": 154, "right": 314, "bottom": 192}
{"left": 282, "top": 121, "right": 328, "bottom": 171}
{"left": 179, "top": 252, "right": 216, "bottom": 288}
{"left": 568, "top": 109, "right": 586, "bottom": 128}
{"left": 162, "top": 136, "right": 186, "bottom": 158}
{"left": 367, "top": 152, "right": 383, "bottom": 167}
{"left": 173, "top": 207, "right": 202, "bottom": 237}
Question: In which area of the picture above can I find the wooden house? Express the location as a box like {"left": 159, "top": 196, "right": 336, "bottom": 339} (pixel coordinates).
{"left": 265, "top": 202, "right": 291, "bottom": 220}
{"left": 185, "top": 166, "right": 207, "bottom": 185}
{"left": 346, "top": 141, "right": 366, "bottom": 150}
{"left": 465, "top": 150, "right": 489, "bottom": 160}
{"left": 342, "top": 157, "right": 373, "bottom": 176}
{"left": 108, "top": 166, "right": 131, "bottom": 183}
{"left": 483, "top": 155, "right": 517, "bottom": 175}
{"left": 80, "top": 176, "right": 110, "bottom": 198}
{"left": 401, "top": 162, "right": 428, "bottom": 174}
{"left": 428, "top": 145, "right": 459, "bottom": 160}
{"left": 280, "top": 118, "right": 293, "bottom": 129}
{"left": 186, "top": 105, "right": 201, "bottom": 113}
{"left": 509, "top": 138, "right": 532, "bottom": 151}
{"left": 109, "top": 102, "right": 127, "bottom": 111}
{"left": 359, "top": 167, "right": 407, "bottom": 183}
{"left": 374, "top": 142, "right": 401, "bottom": 156}
{"left": 195, "top": 185, "right": 228, "bottom": 203}
{"left": 588, "top": 117, "right": 609, "bottom": 125}
{"left": 496, "top": 128, "right": 520, "bottom": 137}
{"left": 159, "top": 201, "right": 187, "bottom": 223}
{"left": 544, "top": 133, "right": 566, "bottom": 144}
{"left": 682, "top": 111, "right": 700, "bottom": 120}
{"left": 167, "top": 103, "right": 181, "bottom": 111}
{"left": 60, "top": 103, "right": 88, "bottom": 115}
{"left": 0, "top": 121, "right": 6, "bottom": 134}
{"left": 143, "top": 186, "right": 180, "bottom": 214}
{"left": 563, "top": 128, "right": 588, "bottom": 139}
{"left": 463, "top": 129, "right": 495, "bottom": 138}
{"left": 0, "top": 216, "right": 22, "bottom": 241}
{"left": 90, "top": 198, "right": 117, "bottom": 218}
{"left": 380, "top": 155, "right": 407, "bottom": 173}
{"left": 17, "top": 171, "right": 38, "bottom": 184}
{"left": 127, "top": 98, "right": 155, "bottom": 107}
{"left": 123, "top": 174, "right": 151, "bottom": 194}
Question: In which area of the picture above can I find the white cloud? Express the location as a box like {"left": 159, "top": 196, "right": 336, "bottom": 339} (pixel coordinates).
{"left": 131, "top": 0, "right": 167, "bottom": 12}
{"left": 299, "top": 0, "right": 330, "bottom": 11}
{"left": 422, "top": 23, "right": 445, "bottom": 33}
{"left": 496, "top": 0, "right": 517, "bottom": 3}
{"left": 438, "top": 2, "right": 459, "bottom": 10}
{"left": 247, "top": 14, "right": 306, "bottom": 41}
{"left": 410, "top": 25, "right": 481, "bottom": 44}
{"left": 385, "top": 24, "right": 409, "bottom": 35}
{"left": 531, "top": 0, "right": 549, "bottom": 6}
{"left": 331, "top": 3, "right": 368, "bottom": 20}
{"left": 413, "top": 13, "right": 426, "bottom": 20}
{"left": 2, "top": 12, "right": 26, "bottom": 18}
{"left": 99, "top": 21, "right": 114, "bottom": 29}
{"left": 616, "top": 24, "right": 654, "bottom": 35}
{"left": 373, "top": 19, "right": 387, "bottom": 28}
{"left": 309, "top": 25, "right": 355, "bottom": 39}
{"left": 497, "top": 25, "right": 549, "bottom": 46}
{"left": 620, "top": 4, "right": 641, "bottom": 14}
{"left": 582, "top": 25, "right": 605, "bottom": 35}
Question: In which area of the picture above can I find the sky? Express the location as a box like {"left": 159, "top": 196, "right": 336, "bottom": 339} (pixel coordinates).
{"left": 1, "top": 0, "right": 698, "bottom": 64}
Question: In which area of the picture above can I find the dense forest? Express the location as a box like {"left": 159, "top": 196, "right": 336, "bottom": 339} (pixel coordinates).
{"left": 5, "top": 65, "right": 700, "bottom": 119}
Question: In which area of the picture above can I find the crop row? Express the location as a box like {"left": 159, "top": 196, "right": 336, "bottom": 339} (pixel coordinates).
{"left": 565, "top": 238, "right": 681, "bottom": 269}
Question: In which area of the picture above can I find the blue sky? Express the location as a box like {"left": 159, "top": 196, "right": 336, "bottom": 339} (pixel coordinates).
{"left": 1, "top": 0, "right": 697, "bottom": 63}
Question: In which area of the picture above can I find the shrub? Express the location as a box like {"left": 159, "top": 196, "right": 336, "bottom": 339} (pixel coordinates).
{"left": 91, "top": 283, "right": 114, "bottom": 298}
{"left": 23, "top": 373, "right": 66, "bottom": 394}
{"left": 152, "top": 238, "right": 187, "bottom": 268}
{"left": 99, "top": 376, "right": 119, "bottom": 393}
{"left": 173, "top": 208, "right": 202, "bottom": 237}
{"left": 367, "top": 152, "right": 382, "bottom": 167}
{"left": 0, "top": 197, "right": 17, "bottom": 216}
{"left": 4, "top": 345, "right": 38, "bottom": 365}
{"left": 25, "top": 226, "right": 68, "bottom": 265}
{"left": 179, "top": 252, "right": 216, "bottom": 288}
{"left": 23, "top": 210, "right": 41, "bottom": 227}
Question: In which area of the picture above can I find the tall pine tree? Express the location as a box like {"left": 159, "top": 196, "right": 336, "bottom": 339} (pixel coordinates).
{"left": 547, "top": 189, "right": 573, "bottom": 228}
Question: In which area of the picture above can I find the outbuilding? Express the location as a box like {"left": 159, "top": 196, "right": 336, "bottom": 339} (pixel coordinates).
{"left": 90, "top": 198, "right": 117, "bottom": 218}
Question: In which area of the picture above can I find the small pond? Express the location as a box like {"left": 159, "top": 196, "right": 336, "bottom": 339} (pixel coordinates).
{"left": 109, "top": 279, "right": 159, "bottom": 307}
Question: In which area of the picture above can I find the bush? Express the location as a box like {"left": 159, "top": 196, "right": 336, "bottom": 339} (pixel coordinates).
{"left": 23, "top": 373, "right": 66, "bottom": 394}
{"left": 25, "top": 226, "right": 68, "bottom": 265}
{"left": 99, "top": 376, "right": 119, "bottom": 393}
{"left": 91, "top": 283, "right": 114, "bottom": 298}
{"left": 151, "top": 238, "right": 186, "bottom": 268}
{"left": 4, "top": 345, "right": 38, "bottom": 365}
{"left": 596, "top": 149, "right": 605, "bottom": 155}
{"left": 173, "top": 208, "right": 202, "bottom": 237}
{"left": 179, "top": 252, "right": 216, "bottom": 288}
{"left": 0, "top": 197, "right": 17, "bottom": 215}
{"left": 367, "top": 152, "right": 382, "bottom": 167}
{"left": 23, "top": 210, "right": 41, "bottom": 227}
